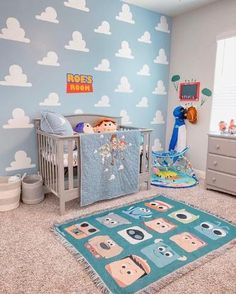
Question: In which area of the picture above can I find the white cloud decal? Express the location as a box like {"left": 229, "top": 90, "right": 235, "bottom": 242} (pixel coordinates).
{"left": 155, "top": 16, "right": 170, "bottom": 33}
{"left": 136, "top": 97, "right": 148, "bottom": 108}
{"left": 0, "top": 65, "right": 32, "bottom": 87}
{"left": 35, "top": 7, "right": 59, "bottom": 24}
{"left": 3, "top": 108, "right": 33, "bottom": 129}
{"left": 94, "top": 21, "right": 111, "bottom": 35}
{"left": 116, "top": 4, "right": 135, "bottom": 24}
{"left": 137, "top": 64, "right": 150, "bottom": 76}
{"left": 37, "top": 51, "right": 60, "bottom": 66}
{"left": 94, "top": 96, "right": 111, "bottom": 107}
{"left": 152, "top": 138, "right": 163, "bottom": 152}
{"left": 64, "top": 0, "right": 89, "bottom": 12}
{"left": 115, "top": 76, "right": 133, "bottom": 93}
{"left": 151, "top": 110, "right": 165, "bottom": 124}
{"left": 152, "top": 80, "right": 167, "bottom": 95}
{"left": 138, "top": 31, "right": 151, "bottom": 44}
{"left": 6, "top": 151, "right": 36, "bottom": 171}
{"left": 74, "top": 109, "right": 83, "bottom": 114}
{"left": 115, "top": 41, "right": 134, "bottom": 59}
{"left": 120, "top": 110, "right": 132, "bottom": 125}
{"left": 65, "top": 31, "right": 89, "bottom": 52}
{"left": 39, "top": 93, "right": 61, "bottom": 106}
{"left": 154, "top": 48, "right": 168, "bottom": 64}
{"left": 94, "top": 59, "right": 111, "bottom": 72}
{"left": 0, "top": 17, "right": 30, "bottom": 43}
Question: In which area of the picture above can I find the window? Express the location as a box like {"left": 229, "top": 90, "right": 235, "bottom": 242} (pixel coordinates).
{"left": 210, "top": 36, "right": 236, "bottom": 132}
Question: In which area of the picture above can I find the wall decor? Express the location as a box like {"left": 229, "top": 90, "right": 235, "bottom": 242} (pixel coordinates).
{"left": 179, "top": 81, "right": 200, "bottom": 101}
{"left": 171, "top": 74, "right": 180, "bottom": 91}
{"left": 66, "top": 73, "right": 93, "bottom": 93}
{"left": 0, "top": 0, "right": 171, "bottom": 176}
{"left": 200, "top": 88, "right": 212, "bottom": 106}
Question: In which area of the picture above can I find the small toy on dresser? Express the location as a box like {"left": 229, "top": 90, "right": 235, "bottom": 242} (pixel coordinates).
{"left": 218, "top": 119, "right": 236, "bottom": 135}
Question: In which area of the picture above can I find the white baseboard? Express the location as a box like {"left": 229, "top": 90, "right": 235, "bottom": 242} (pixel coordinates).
{"left": 194, "top": 169, "right": 206, "bottom": 179}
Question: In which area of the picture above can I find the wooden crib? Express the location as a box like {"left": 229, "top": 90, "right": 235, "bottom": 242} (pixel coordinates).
{"left": 34, "top": 114, "right": 152, "bottom": 214}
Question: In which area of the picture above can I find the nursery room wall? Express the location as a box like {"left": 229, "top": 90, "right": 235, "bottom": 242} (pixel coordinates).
{"left": 166, "top": 0, "right": 236, "bottom": 175}
{"left": 0, "top": 0, "right": 171, "bottom": 176}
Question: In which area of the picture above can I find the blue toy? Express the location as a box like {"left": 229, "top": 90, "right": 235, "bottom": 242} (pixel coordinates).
{"left": 169, "top": 106, "right": 187, "bottom": 152}
{"left": 122, "top": 206, "right": 152, "bottom": 220}
{"left": 74, "top": 122, "right": 94, "bottom": 134}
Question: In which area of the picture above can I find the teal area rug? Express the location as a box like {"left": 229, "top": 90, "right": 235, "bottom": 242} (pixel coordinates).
{"left": 53, "top": 195, "right": 236, "bottom": 294}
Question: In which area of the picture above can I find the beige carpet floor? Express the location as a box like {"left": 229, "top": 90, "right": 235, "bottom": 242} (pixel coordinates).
{"left": 0, "top": 180, "right": 236, "bottom": 294}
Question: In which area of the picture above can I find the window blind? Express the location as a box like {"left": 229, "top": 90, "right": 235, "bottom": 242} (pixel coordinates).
{"left": 210, "top": 36, "right": 236, "bottom": 132}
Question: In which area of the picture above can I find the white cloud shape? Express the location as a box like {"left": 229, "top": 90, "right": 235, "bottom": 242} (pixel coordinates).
{"left": 138, "top": 31, "right": 151, "bottom": 44}
{"left": 94, "top": 21, "right": 111, "bottom": 35}
{"left": 94, "top": 59, "right": 111, "bottom": 72}
{"left": 94, "top": 96, "right": 111, "bottom": 107}
{"left": 136, "top": 97, "right": 148, "bottom": 108}
{"left": 3, "top": 108, "right": 33, "bottom": 129}
{"left": 137, "top": 64, "right": 150, "bottom": 76}
{"left": 0, "top": 17, "right": 30, "bottom": 43}
{"left": 115, "top": 41, "right": 134, "bottom": 59}
{"left": 74, "top": 109, "right": 83, "bottom": 114}
{"left": 152, "top": 80, "right": 167, "bottom": 95}
{"left": 39, "top": 93, "right": 61, "bottom": 106}
{"left": 6, "top": 151, "right": 36, "bottom": 171}
{"left": 37, "top": 51, "right": 60, "bottom": 66}
{"left": 64, "top": 0, "right": 90, "bottom": 12}
{"left": 155, "top": 16, "right": 170, "bottom": 33}
{"left": 35, "top": 7, "right": 59, "bottom": 23}
{"left": 116, "top": 4, "right": 135, "bottom": 24}
{"left": 152, "top": 138, "right": 163, "bottom": 152}
{"left": 120, "top": 110, "right": 132, "bottom": 125}
{"left": 0, "top": 65, "right": 32, "bottom": 87}
{"left": 115, "top": 76, "right": 133, "bottom": 93}
{"left": 151, "top": 110, "right": 165, "bottom": 124}
{"left": 65, "top": 31, "right": 89, "bottom": 52}
{"left": 154, "top": 48, "right": 168, "bottom": 64}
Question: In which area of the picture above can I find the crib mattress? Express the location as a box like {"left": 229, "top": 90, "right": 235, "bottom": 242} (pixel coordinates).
{"left": 42, "top": 150, "right": 78, "bottom": 167}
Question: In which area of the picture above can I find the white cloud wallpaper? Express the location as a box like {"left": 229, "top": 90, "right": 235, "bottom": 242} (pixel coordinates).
{"left": 0, "top": 0, "right": 171, "bottom": 175}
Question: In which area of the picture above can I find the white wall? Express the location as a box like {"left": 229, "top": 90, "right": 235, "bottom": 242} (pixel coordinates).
{"left": 166, "top": 0, "right": 236, "bottom": 172}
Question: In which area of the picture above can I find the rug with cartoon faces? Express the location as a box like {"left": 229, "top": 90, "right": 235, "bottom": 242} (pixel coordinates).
{"left": 54, "top": 195, "right": 236, "bottom": 294}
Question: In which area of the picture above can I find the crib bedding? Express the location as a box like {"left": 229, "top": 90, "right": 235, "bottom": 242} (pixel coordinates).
{"left": 79, "top": 130, "right": 141, "bottom": 206}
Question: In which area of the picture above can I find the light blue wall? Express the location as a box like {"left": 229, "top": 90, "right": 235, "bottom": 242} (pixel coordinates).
{"left": 0, "top": 0, "right": 171, "bottom": 175}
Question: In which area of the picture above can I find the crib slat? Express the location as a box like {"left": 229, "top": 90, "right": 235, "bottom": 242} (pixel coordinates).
{"left": 142, "top": 133, "right": 148, "bottom": 173}
{"left": 68, "top": 140, "right": 74, "bottom": 190}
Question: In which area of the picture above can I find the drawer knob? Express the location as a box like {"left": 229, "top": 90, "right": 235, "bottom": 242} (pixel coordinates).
{"left": 216, "top": 144, "right": 220, "bottom": 150}
{"left": 212, "top": 177, "right": 216, "bottom": 182}
{"left": 213, "top": 161, "right": 218, "bottom": 166}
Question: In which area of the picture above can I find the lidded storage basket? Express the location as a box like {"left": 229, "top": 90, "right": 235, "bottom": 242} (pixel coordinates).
{"left": 0, "top": 176, "right": 21, "bottom": 211}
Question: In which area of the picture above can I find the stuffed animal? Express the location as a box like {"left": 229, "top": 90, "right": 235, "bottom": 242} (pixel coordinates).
{"left": 74, "top": 122, "right": 94, "bottom": 134}
{"left": 186, "top": 106, "right": 197, "bottom": 124}
{"left": 228, "top": 119, "right": 236, "bottom": 134}
{"left": 94, "top": 119, "right": 117, "bottom": 133}
{"left": 169, "top": 106, "right": 187, "bottom": 152}
{"left": 218, "top": 121, "right": 227, "bottom": 133}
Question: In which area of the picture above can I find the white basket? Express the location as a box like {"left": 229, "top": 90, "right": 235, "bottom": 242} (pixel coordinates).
{"left": 0, "top": 176, "right": 21, "bottom": 211}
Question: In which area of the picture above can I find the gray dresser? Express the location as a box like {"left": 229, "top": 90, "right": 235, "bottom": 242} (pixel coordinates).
{"left": 206, "top": 133, "right": 236, "bottom": 196}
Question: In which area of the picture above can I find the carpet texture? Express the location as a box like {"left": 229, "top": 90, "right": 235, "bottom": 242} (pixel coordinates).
{"left": 0, "top": 180, "right": 236, "bottom": 294}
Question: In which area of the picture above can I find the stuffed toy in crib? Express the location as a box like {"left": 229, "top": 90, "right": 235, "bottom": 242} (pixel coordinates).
{"left": 74, "top": 122, "right": 94, "bottom": 134}
{"left": 94, "top": 119, "right": 117, "bottom": 133}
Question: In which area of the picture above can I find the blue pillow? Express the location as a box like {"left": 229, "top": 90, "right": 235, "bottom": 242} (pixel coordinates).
{"left": 40, "top": 111, "right": 73, "bottom": 136}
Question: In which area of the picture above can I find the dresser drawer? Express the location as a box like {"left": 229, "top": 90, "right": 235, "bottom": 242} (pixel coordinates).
{"left": 206, "top": 170, "right": 236, "bottom": 193}
{"left": 208, "top": 137, "right": 236, "bottom": 158}
{"left": 207, "top": 154, "right": 236, "bottom": 175}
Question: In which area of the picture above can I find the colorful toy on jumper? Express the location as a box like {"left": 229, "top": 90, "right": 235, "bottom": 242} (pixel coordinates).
{"left": 151, "top": 106, "right": 198, "bottom": 188}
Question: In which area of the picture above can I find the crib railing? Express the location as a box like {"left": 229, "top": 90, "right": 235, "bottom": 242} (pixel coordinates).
{"left": 36, "top": 126, "right": 152, "bottom": 214}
